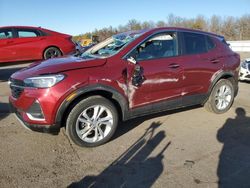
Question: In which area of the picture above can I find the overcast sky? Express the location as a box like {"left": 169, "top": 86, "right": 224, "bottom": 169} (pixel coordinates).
{"left": 0, "top": 0, "right": 249, "bottom": 35}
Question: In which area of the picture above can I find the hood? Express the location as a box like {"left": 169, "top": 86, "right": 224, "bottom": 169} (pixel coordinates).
{"left": 11, "top": 56, "right": 107, "bottom": 80}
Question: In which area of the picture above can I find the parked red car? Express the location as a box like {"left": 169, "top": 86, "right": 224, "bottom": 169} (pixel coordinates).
{"left": 0, "top": 26, "right": 76, "bottom": 63}
{"left": 9, "top": 27, "right": 240, "bottom": 147}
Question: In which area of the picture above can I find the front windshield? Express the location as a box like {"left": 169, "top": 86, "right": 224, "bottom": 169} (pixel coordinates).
{"left": 81, "top": 30, "right": 147, "bottom": 58}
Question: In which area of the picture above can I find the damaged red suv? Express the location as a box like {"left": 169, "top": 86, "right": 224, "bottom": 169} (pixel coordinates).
{"left": 9, "top": 27, "right": 240, "bottom": 147}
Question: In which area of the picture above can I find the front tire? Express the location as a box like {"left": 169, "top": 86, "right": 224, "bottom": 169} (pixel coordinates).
{"left": 205, "top": 79, "right": 234, "bottom": 114}
{"left": 66, "top": 96, "right": 118, "bottom": 147}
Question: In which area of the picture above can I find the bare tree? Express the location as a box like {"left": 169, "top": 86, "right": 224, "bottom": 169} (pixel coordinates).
{"left": 126, "top": 19, "right": 142, "bottom": 30}
{"left": 74, "top": 14, "right": 250, "bottom": 41}
{"left": 210, "top": 15, "right": 222, "bottom": 35}
{"left": 238, "top": 14, "right": 250, "bottom": 40}
{"left": 141, "top": 21, "right": 155, "bottom": 29}
{"left": 221, "top": 16, "right": 238, "bottom": 40}
{"left": 191, "top": 15, "right": 208, "bottom": 30}
{"left": 156, "top": 21, "right": 165, "bottom": 27}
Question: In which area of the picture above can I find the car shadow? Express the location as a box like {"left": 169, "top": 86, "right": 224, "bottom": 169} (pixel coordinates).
{"left": 0, "top": 102, "right": 10, "bottom": 120}
{"left": 68, "top": 121, "right": 171, "bottom": 188}
{"left": 0, "top": 67, "right": 26, "bottom": 82}
{"left": 113, "top": 104, "right": 201, "bottom": 140}
{"left": 239, "top": 80, "right": 250, "bottom": 84}
{"left": 0, "top": 61, "right": 33, "bottom": 67}
{"left": 217, "top": 107, "right": 250, "bottom": 187}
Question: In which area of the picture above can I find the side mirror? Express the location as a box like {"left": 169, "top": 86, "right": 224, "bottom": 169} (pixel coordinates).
{"left": 127, "top": 56, "right": 137, "bottom": 65}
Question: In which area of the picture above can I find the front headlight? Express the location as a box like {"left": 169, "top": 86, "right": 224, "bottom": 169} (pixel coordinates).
{"left": 24, "top": 74, "right": 65, "bottom": 88}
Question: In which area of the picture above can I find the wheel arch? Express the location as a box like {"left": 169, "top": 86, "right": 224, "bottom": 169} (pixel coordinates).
{"left": 204, "top": 71, "right": 238, "bottom": 105}
{"left": 55, "top": 84, "right": 129, "bottom": 127}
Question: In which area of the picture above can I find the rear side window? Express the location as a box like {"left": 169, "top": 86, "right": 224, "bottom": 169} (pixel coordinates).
{"left": 183, "top": 32, "right": 207, "bottom": 54}
{"left": 206, "top": 36, "right": 216, "bottom": 50}
{"left": 17, "top": 29, "right": 40, "bottom": 38}
{"left": 0, "top": 29, "right": 13, "bottom": 39}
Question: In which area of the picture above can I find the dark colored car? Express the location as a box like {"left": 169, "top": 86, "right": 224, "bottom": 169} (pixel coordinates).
{"left": 0, "top": 26, "right": 76, "bottom": 63}
{"left": 9, "top": 27, "right": 240, "bottom": 147}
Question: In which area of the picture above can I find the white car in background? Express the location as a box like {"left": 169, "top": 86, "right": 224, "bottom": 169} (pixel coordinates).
{"left": 239, "top": 58, "right": 250, "bottom": 81}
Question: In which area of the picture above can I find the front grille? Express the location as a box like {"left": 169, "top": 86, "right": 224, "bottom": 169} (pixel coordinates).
{"left": 9, "top": 78, "right": 24, "bottom": 98}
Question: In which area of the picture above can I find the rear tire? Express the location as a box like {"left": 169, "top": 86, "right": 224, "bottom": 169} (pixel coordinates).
{"left": 43, "top": 47, "right": 62, "bottom": 59}
{"left": 66, "top": 96, "right": 118, "bottom": 147}
{"left": 205, "top": 79, "right": 234, "bottom": 114}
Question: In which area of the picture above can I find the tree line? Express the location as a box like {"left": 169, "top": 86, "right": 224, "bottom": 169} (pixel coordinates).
{"left": 74, "top": 14, "right": 250, "bottom": 42}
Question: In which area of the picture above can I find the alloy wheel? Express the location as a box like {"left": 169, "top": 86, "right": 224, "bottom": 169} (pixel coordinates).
{"left": 75, "top": 105, "right": 113, "bottom": 143}
{"left": 215, "top": 85, "right": 232, "bottom": 110}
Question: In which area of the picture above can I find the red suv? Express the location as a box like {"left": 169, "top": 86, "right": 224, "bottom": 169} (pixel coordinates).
{"left": 9, "top": 27, "right": 240, "bottom": 147}
{"left": 0, "top": 26, "right": 76, "bottom": 63}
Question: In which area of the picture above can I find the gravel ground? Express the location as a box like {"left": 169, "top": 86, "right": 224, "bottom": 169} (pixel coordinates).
{"left": 0, "top": 62, "right": 250, "bottom": 188}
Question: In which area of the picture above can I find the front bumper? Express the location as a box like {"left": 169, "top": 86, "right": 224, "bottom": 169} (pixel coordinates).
{"left": 9, "top": 100, "right": 60, "bottom": 134}
{"left": 239, "top": 68, "right": 250, "bottom": 81}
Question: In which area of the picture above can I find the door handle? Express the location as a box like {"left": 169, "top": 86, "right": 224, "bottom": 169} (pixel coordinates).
{"left": 210, "top": 59, "right": 220, "bottom": 64}
{"left": 168, "top": 63, "right": 180, "bottom": 69}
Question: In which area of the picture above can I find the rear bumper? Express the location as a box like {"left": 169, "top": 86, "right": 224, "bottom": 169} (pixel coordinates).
{"left": 9, "top": 100, "right": 60, "bottom": 134}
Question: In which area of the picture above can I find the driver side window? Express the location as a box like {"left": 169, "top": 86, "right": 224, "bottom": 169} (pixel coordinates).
{"left": 133, "top": 32, "right": 178, "bottom": 61}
